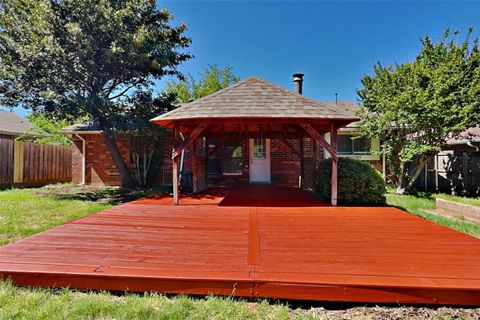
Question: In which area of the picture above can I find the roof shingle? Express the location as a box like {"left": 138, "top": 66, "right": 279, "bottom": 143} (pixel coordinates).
{"left": 151, "top": 77, "right": 360, "bottom": 127}
{"left": 0, "top": 110, "right": 36, "bottom": 136}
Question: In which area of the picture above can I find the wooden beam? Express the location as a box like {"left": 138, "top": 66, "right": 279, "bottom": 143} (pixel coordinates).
{"left": 330, "top": 123, "right": 338, "bottom": 206}
{"left": 300, "top": 137, "right": 304, "bottom": 187}
{"left": 281, "top": 138, "right": 301, "bottom": 159}
{"left": 313, "top": 137, "right": 318, "bottom": 194}
{"left": 298, "top": 122, "right": 338, "bottom": 161}
{"left": 203, "top": 132, "right": 306, "bottom": 140}
{"left": 192, "top": 138, "right": 198, "bottom": 193}
{"left": 207, "top": 136, "right": 227, "bottom": 158}
{"left": 266, "top": 123, "right": 272, "bottom": 135}
{"left": 172, "top": 125, "right": 180, "bottom": 205}
{"left": 172, "top": 121, "right": 209, "bottom": 159}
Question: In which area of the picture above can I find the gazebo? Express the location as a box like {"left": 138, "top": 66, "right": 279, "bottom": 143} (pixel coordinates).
{"left": 151, "top": 75, "right": 359, "bottom": 205}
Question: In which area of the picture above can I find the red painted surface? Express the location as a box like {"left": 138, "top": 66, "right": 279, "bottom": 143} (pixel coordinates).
{"left": 1, "top": 185, "right": 479, "bottom": 305}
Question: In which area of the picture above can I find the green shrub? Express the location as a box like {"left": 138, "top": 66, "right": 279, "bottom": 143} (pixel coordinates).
{"left": 316, "top": 157, "right": 386, "bottom": 206}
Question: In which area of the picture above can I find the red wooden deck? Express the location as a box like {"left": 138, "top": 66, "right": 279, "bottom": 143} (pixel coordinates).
{"left": 1, "top": 185, "right": 479, "bottom": 305}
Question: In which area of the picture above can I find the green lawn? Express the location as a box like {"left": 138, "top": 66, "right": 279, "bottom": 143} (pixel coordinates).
{"left": 0, "top": 281, "right": 298, "bottom": 320}
{"left": 386, "top": 191, "right": 480, "bottom": 238}
{"left": 0, "top": 187, "right": 111, "bottom": 245}
{"left": 435, "top": 193, "right": 480, "bottom": 207}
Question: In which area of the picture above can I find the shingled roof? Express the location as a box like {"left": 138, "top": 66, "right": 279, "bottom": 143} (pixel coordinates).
{"left": 0, "top": 110, "right": 36, "bottom": 136}
{"left": 151, "top": 77, "right": 360, "bottom": 128}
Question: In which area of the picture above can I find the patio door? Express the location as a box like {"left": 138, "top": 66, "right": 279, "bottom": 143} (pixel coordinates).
{"left": 249, "top": 138, "right": 271, "bottom": 183}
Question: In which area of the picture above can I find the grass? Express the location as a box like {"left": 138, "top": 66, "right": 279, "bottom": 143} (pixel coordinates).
{"left": 1, "top": 281, "right": 479, "bottom": 320}
{"left": 0, "top": 187, "right": 111, "bottom": 245}
{"left": 0, "top": 183, "right": 173, "bottom": 245}
{"left": 386, "top": 191, "right": 480, "bottom": 238}
{"left": 0, "top": 281, "right": 298, "bottom": 320}
{"left": 435, "top": 193, "right": 480, "bottom": 207}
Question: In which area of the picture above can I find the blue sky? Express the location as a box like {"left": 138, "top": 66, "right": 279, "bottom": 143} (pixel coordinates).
{"left": 8, "top": 1, "right": 480, "bottom": 116}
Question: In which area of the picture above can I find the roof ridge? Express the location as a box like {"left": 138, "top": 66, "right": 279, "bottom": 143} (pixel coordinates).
{"left": 250, "top": 77, "right": 354, "bottom": 118}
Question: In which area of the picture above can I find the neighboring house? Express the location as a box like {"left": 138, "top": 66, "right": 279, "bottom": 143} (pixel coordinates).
{"left": 330, "top": 121, "right": 382, "bottom": 169}
{"left": 62, "top": 75, "right": 382, "bottom": 191}
{"left": 0, "top": 109, "right": 36, "bottom": 140}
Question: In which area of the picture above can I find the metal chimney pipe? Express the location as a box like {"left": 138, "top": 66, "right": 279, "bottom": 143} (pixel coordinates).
{"left": 293, "top": 73, "right": 304, "bottom": 95}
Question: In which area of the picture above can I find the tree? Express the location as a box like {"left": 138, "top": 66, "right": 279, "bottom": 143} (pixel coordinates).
{"left": 115, "top": 90, "right": 175, "bottom": 187}
{"left": 358, "top": 29, "right": 480, "bottom": 194}
{"left": 0, "top": 0, "right": 192, "bottom": 187}
{"left": 163, "top": 65, "right": 240, "bottom": 103}
{"left": 20, "top": 112, "right": 76, "bottom": 145}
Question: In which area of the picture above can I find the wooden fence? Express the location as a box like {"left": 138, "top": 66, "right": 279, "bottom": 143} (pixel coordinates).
{"left": 415, "top": 150, "right": 480, "bottom": 196}
{"left": 0, "top": 138, "right": 71, "bottom": 186}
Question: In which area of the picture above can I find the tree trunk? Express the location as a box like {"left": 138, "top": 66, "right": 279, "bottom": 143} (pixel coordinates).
{"left": 395, "top": 162, "right": 406, "bottom": 194}
{"left": 405, "top": 156, "right": 430, "bottom": 192}
{"left": 103, "top": 132, "right": 135, "bottom": 188}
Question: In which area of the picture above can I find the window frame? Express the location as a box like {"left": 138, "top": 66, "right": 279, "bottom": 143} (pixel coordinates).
{"left": 338, "top": 134, "right": 372, "bottom": 156}
{"left": 207, "top": 139, "right": 243, "bottom": 176}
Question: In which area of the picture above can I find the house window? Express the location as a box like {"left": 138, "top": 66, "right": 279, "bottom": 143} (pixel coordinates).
{"left": 207, "top": 140, "right": 243, "bottom": 175}
{"left": 253, "top": 138, "right": 266, "bottom": 159}
{"left": 338, "top": 134, "right": 371, "bottom": 155}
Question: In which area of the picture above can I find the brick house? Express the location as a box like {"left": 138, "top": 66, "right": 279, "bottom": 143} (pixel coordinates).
{"left": 62, "top": 75, "right": 383, "bottom": 203}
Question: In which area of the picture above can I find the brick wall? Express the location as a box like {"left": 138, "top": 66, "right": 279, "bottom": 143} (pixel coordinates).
{"left": 72, "top": 134, "right": 185, "bottom": 186}
{"left": 271, "top": 138, "right": 301, "bottom": 186}
{"left": 300, "top": 138, "right": 324, "bottom": 189}
{"left": 72, "top": 134, "right": 324, "bottom": 188}
{"left": 72, "top": 134, "right": 132, "bottom": 186}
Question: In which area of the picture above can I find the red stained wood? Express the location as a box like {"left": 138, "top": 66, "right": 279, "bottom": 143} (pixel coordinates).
{"left": 330, "top": 123, "right": 338, "bottom": 206}
{"left": 248, "top": 209, "right": 261, "bottom": 266}
{"left": 172, "top": 121, "right": 209, "bottom": 159}
{"left": 0, "top": 185, "right": 479, "bottom": 305}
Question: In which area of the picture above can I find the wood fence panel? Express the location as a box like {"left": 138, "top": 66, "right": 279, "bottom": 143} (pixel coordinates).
{"left": 22, "top": 143, "right": 72, "bottom": 185}
{"left": 0, "top": 139, "right": 72, "bottom": 186}
{"left": 418, "top": 151, "right": 480, "bottom": 196}
{"left": 0, "top": 138, "right": 14, "bottom": 185}
{"left": 13, "top": 142, "right": 24, "bottom": 183}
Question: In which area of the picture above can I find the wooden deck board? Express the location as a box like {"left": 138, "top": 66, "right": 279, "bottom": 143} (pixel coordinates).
{"left": 0, "top": 185, "right": 479, "bottom": 305}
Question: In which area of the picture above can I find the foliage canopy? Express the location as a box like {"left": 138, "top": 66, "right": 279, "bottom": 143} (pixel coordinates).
{"left": 358, "top": 29, "right": 480, "bottom": 193}
{"left": 0, "top": 0, "right": 192, "bottom": 187}
{"left": 19, "top": 113, "right": 76, "bottom": 146}
{"left": 163, "top": 65, "right": 240, "bottom": 104}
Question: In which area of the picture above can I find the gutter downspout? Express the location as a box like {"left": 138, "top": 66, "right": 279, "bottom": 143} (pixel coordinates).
{"left": 75, "top": 134, "right": 86, "bottom": 185}
{"left": 179, "top": 133, "right": 186, "bottom": 172}
{"left": 466, "top": 141, "right": 480, "bottom": 152}
{"left": 382, "top": 148, "right": 386, "bottom": 180}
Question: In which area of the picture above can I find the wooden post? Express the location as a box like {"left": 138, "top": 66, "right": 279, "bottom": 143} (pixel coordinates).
{"left": 205, "top": 137, "right": 209, "bottom": 189}
{"left": 330, "top": 123, "right": 338, "bottom": 206}
{"left": 172, "top": 125, "right": 180, "bottom": 205}
{"left": 192, "top": 138, "right": 198, "bottom": 193}
{"left": 297, "top": 121, "right": 339, "bottom": 204}
{"left": 299, "top": 138, "right": 304, "bottom": 187}
{"left": 313, "top": 138, "right": 317, "bottom": 194}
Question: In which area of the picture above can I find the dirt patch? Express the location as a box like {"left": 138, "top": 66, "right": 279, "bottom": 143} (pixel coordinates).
{"left": 297, "top": 306, "right": 480, "bottom": 319}
{"left": 34, "top": 184, "right": 169, "bottom": 205}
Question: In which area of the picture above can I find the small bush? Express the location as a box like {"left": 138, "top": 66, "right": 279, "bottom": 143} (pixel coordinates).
{"left": 316, "top": 157, "right": 386, "bottom": 206}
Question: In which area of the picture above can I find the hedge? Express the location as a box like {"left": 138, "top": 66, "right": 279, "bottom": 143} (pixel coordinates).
{"left": 316, "top": 157, "right": 386, "bottom": 206}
